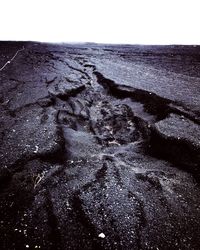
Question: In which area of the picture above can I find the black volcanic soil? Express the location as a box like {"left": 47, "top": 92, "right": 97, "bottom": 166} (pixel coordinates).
{"left": 0, "top": 42, "right": 200, "bottom": 250}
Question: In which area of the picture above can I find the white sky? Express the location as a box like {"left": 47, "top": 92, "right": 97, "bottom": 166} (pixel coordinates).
{"left": 0, "top": 0, "right": 200, "bottom": 44}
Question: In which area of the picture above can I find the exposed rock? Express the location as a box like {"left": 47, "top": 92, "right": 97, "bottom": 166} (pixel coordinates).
{"left": 154, "top": 113, "right": 200, "bottom": 148}
{"left": 149, "top": 113, "right": 200, "bottom": 169}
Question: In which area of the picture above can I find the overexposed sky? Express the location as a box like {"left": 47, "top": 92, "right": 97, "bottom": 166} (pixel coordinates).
{"left": 0, "top": 0, "right": 200, "bottom": 44}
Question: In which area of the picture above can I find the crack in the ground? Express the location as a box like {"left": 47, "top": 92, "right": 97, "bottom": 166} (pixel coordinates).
{"left": 1, "top": 43, "right": 200, "bottom": 250}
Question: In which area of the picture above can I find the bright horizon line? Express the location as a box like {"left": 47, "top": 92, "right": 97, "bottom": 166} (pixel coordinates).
{"left": 0, "top": 39, "right": 199, "bottom": 46}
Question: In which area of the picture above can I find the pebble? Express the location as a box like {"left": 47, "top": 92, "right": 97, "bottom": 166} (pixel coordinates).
{"left": 34, "top": 146, "right": 39, "bottom": 153}
{"left": 98, "top": 233, "right": 106, "bottom": 238}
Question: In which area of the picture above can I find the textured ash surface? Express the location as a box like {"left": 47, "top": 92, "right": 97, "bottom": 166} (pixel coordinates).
{"left": 0, "top": 42, "right": 200, "bottom": 250}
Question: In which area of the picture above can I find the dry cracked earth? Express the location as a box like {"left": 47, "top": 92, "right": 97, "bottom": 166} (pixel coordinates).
{"left": 0, "top": 42, "right": 200, "bottom": 250}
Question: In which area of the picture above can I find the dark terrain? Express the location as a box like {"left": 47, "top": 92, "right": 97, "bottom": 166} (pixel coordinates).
{"left": 0, "top": 42, "right": 200, "bottom": 250}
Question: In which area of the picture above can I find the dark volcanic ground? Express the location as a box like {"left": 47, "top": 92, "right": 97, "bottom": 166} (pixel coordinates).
{"left": 0, "top": 42, "right": 200, "bottom": 250}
